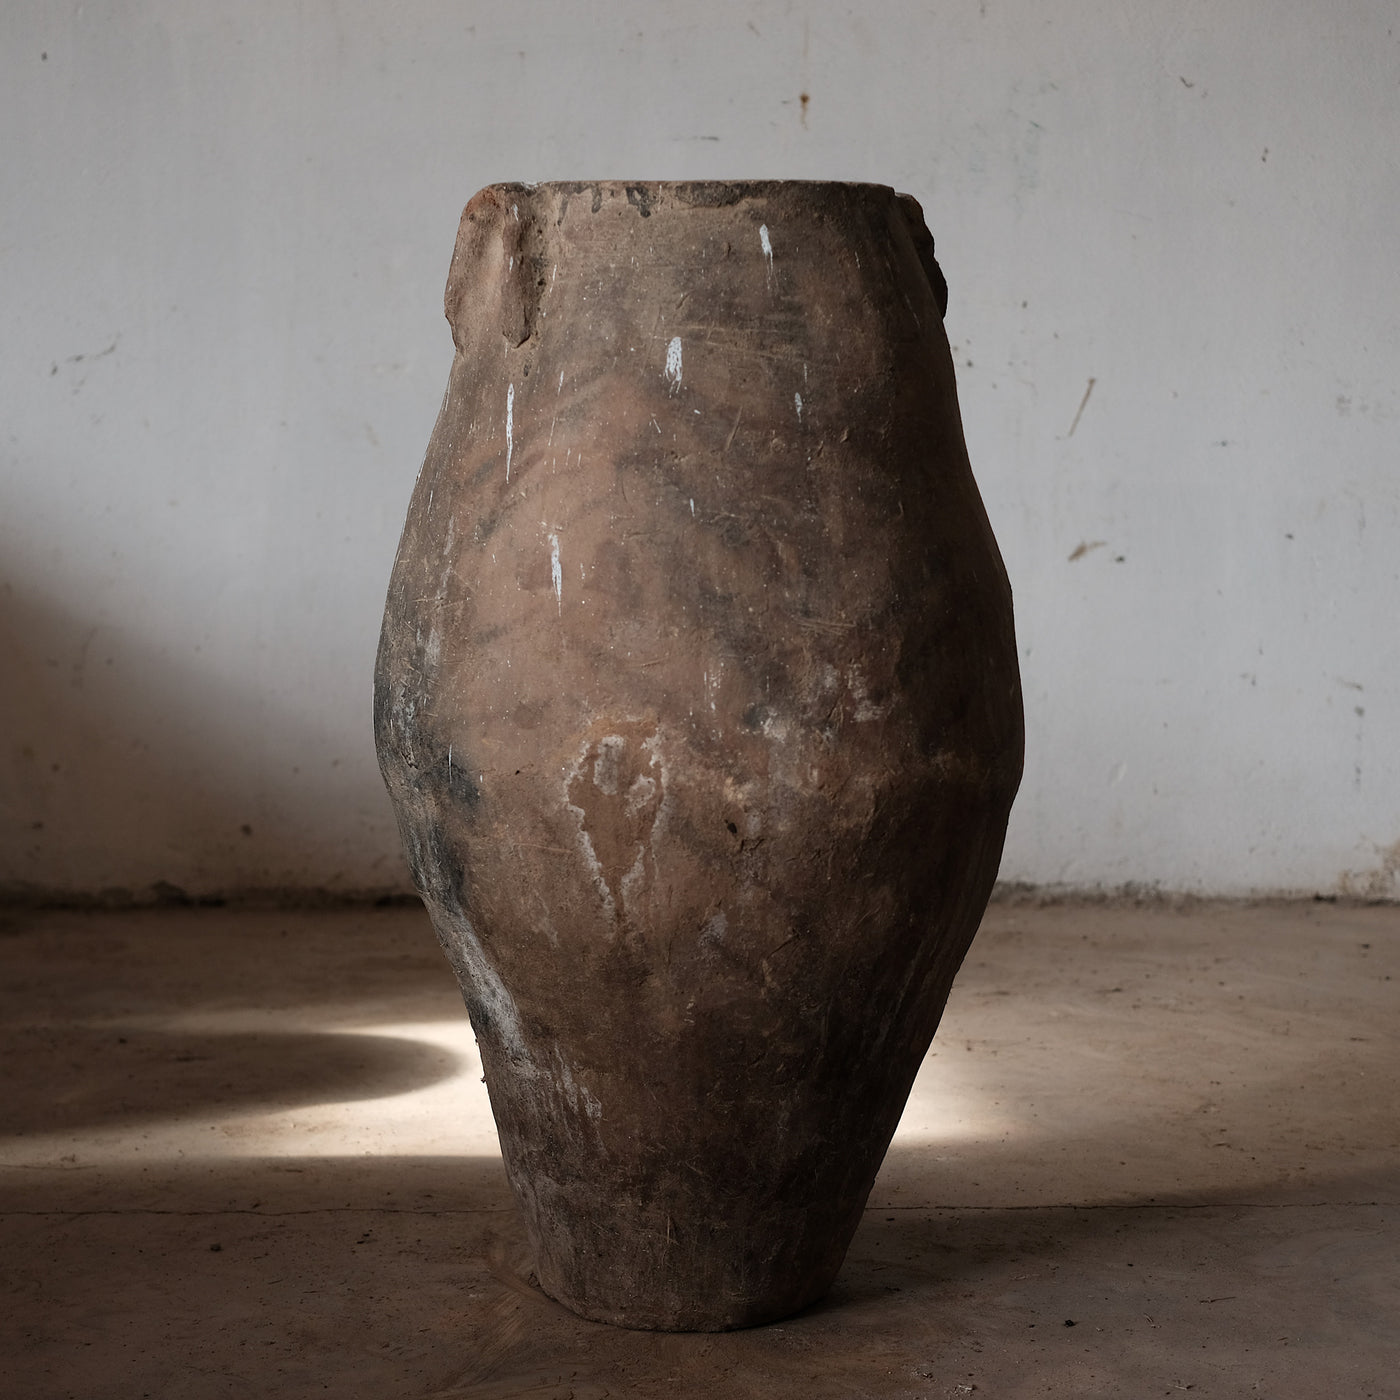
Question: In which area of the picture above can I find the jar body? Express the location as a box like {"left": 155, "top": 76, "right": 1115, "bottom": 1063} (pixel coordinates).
{"left": 375, "top": 181, "right": 1023, "bottom": 1331}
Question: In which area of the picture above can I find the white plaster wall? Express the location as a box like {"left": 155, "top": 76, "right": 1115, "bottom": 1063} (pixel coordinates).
{"left": 2, "top": 1, "right": 1397, "bottom": 898}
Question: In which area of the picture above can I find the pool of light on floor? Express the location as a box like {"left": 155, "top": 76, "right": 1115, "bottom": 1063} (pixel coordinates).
{"left": 1, "top": 1012, "right": 1017, "bottom": 1169}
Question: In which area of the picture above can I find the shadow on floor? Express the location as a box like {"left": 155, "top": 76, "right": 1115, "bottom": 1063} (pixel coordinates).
{"left": 0, "top": 905, "right": 450, "bottom": 1022}
{"left": 5, "top": 1024, "right": 462, "bottom": 1133}
{"left": 5, "top": 904, "right": 1400, "bottom": 1396}
{"left": 5, "top": 1151, "right": 1398, "bottom": 1400}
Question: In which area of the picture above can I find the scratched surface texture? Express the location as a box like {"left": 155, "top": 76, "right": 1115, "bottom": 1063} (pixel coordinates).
{"left": 373, "top": 181, "right": 1023, "bottom": 1329}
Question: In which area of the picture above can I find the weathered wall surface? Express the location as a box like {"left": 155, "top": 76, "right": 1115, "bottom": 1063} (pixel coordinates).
{"left": 2, "top": 1, "right": 1396, "bottom": 898}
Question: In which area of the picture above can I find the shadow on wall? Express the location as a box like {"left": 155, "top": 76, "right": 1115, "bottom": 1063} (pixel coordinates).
{"left": 0, "top": 574, "right": 411, "bottom": 901}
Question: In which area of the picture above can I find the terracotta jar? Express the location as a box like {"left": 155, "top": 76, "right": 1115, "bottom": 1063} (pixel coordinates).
{"left": 375, "top": 180, "right": 1023, "bottom": 1331}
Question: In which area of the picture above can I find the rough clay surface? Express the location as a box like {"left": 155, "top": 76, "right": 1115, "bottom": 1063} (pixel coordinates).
{"left": 374, "top": 181, "right": 1024, "bottom": 1330}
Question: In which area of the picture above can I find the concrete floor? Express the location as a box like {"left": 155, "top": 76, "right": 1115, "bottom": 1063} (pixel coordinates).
{"left": 2, "top": 900, "right": 1396, "bottom": 1399}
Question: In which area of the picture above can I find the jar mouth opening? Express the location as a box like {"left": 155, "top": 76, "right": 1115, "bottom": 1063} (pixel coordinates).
{"left": 495, "top": 178, "right": 893, "bottom": 187}
{"left": 479, "top": 178, "right": 905, "bottom": 202}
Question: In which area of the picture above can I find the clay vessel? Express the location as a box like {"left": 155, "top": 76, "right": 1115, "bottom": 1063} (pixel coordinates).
{"left": 374, "top": 180, "right": 1023, "bottom": 1331}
